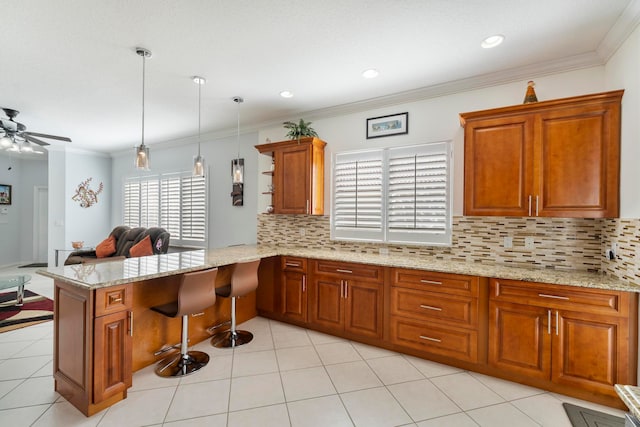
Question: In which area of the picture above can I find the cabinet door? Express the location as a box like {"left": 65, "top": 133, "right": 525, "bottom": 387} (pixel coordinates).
{"left": 464, "top": 114, "right": 534, "bottom": 216}
{"left": 344, "top": 280, "right": 383, "bottom": 339}
{"left": 552, "top": 310, "right": 626, "bottom": 396}
{"left": 488, "top": 301, "right": 551, "bottom": 380}
{"left": 94, "top": 310, "right": 132, "bottom": 403}
{"left": 537, "top": 102, "right": 620, "bottom": 218}
{"left": 282, "top": 270, "right": 307, "bottom": 323}
{"left": 274, "top": 144, "right": 310, "bottom": 214}
{"left": 310, "top": 276, "right": 343, "bottom": 333}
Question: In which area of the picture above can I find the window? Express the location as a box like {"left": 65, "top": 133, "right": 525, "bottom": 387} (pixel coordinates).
{"left": 123, "top": 171, "right": 207, "bottom": 247}
{"left": 331, "top": 141, "right": 452, "bottom": 246}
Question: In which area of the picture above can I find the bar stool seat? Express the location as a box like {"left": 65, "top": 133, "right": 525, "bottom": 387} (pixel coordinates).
{"left": 151, "top": 267, "right": 218, "bottom": 377}
{"left": 211, "top": 259, "right": 260, "bottom": 348}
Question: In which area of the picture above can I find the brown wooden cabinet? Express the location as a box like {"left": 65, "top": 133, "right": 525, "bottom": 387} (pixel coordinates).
{"left": 281, "top": 256, "right": 308, "bottom": 323}
{"left": 309, "top": 260, "right": 383, "bottom": 339}
{"left": 460, "top": 90, "right": 623, "bottom": 218}
{"left": 255, "top": 137, "right": 326, "bottom": 215}
{"left": 489, "top": 278, "right": 637, "bottom": 400}
{"left": 54, "top": 281, "right": 133, "bottom": 416}
{"left": 389, "top": 268, "right": 486, "bottom": 363}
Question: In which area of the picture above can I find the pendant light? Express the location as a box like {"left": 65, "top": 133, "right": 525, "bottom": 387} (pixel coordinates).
{"left": 192, "top": 76, "right": 206, "bottom": 177}
{"left": 135, "top": 47, "right": 152, "bottom": 171}
{"left": 231, "top": 96, "right": 244, "bottom": 184}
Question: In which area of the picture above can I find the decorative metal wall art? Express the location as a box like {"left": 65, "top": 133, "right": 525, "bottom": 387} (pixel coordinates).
{"left": 72, "top": 177, "right": 104, "bottom": 208}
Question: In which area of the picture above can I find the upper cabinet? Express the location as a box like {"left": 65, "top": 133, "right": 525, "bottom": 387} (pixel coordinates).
{"left": 460, "top": 90, "right": 623, "bottom": 218}
{"left": 256, "top": 137, "right": 326, "bottom": 215}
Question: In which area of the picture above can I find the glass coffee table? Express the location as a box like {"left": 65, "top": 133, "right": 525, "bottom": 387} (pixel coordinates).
{"left": 0, "top": 274, "right": 31, "bottom": 306}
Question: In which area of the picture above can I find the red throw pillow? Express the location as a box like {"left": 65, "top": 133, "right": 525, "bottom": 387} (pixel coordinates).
{"left": 95, "top": 236, "right": 116, "bottom": 258}
{"left": 130, "top": 235, "right": 153, "bottom": 258}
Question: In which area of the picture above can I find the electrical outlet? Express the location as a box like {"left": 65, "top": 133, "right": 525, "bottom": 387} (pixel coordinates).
{"left": 524, "top": 237, "right": 535, "bottom": 249}
{"left": 379, "top": 247, "right": 389, "bottom": 255}
{"left": 503, "top": 236, "right": 513, "bottom": 249}
{"left": 299, "top": 228, "right": 306, "bottom": 237}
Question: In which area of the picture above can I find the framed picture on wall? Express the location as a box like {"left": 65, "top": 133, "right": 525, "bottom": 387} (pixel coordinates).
{"left": 0, "top": 184, "right": 11, "bottom": 205}
{"left": 366, "top": 112, "right": 409, "bottom": 139}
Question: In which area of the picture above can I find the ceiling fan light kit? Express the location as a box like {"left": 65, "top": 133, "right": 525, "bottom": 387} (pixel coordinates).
{"left": 135, "top": 47, "right": 152, "bottom": 171}
{"left": 0, "top": 107, "right": 71, "bottom": 155}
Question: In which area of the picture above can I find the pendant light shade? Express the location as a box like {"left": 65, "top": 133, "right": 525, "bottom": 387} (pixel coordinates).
{"left": 135, "top": 47, "right": 152, "bottom": 171}
{"left": 193, "top": 76, "right": 206, "bottom": 177}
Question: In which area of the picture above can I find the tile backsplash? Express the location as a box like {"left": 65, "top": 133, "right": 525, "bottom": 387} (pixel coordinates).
{"left": 257, "top": 214, "right": 640, "bottom": 284}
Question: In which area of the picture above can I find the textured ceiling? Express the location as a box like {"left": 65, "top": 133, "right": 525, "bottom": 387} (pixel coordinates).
{"left": 1, "top": 0, "right": 638, "bottom": 154}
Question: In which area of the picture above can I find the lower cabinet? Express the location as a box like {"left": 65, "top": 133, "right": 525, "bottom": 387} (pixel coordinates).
{"left": 54, "top": 280, "right": 133, "bottom": 416}
{"left": 309, "top": 260, "right": 383, "bottom": 339}
{"left": 489, "top": 278, "right": 636, "bottom": 400}
{"left": 281, "top": 256, "right": 308, "bottom": 323}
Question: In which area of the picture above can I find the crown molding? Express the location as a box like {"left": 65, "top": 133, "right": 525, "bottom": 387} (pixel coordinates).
{"left": 597, "top": 0, "right": 640, "bottom": 61}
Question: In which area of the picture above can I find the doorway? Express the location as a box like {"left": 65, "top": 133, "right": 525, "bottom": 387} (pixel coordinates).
{"left": 33, "top": 186, "right": 48, "bottom": 263}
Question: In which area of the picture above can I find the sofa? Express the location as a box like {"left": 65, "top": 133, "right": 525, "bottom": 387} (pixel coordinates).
{"left": 64, "top": 226, "right": 170, "bottom": 265}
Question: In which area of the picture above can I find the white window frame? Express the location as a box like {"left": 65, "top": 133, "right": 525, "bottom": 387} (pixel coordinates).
{"left": 331, "top": 141, "right": 453, "bottom": 246}
{"left": 123, "top": 170, "right": 208, "bottom": 248}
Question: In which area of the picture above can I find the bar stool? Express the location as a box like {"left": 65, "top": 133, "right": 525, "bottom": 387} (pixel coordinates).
{"left": 210, "top": 259, "right": 260, "bottom": 348}
{"left": 151, "top": 267, "right": 218, "bottom": 377}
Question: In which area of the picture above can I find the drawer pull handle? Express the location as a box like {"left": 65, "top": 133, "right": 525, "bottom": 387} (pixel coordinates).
{"left": 285, "top": 262, "right": 300, "bottom": 267}
{"left": 109, "top": 297, "right": 123, "bottom": 303}
{"left": 538, "top": 293, "right": 569, "bottom": 301}
{"left": 420, "top": 279, "right": 442, "bottom": 285}
{"left": 191, "top": 312, "right": 205, "bottom": 317}
{"left": 420, "top": 304, "right": 442, "bottom": 311}
{"left": 419, "top": 335, "right": 441, "bottom": 343}
{"left": 336, "top": 269, "right": 353, "bottom": 274}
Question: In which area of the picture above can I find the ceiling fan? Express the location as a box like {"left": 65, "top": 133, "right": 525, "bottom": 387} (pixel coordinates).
{"left": 0, "top": 107, "right": 71, "bottom": 154}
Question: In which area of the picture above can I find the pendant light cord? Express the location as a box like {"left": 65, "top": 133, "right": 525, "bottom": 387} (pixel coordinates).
{"left": 197, "top": 80, "right": 202, "bottom": 156}
{"left": 236, "top": 97, "right": 242, "bottom": 160}
{"left": 141, "top": 53, "right": 146, "bottom": 148}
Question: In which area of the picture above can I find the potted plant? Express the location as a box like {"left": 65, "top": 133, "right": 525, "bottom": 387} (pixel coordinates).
{"left": 283, "top": 119, "right": 318, "bottom": 142}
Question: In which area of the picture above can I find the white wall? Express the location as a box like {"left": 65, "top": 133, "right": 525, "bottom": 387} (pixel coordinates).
{"left": 605, "top": 23, "right": 640, "bottom": 218}
{"left": 111, "top": 132, "right": 258, "bottom": 249}
{"left": 258, "top": 67, "right": 607, "bottom": 216}
{"left": 0, "top": 154, "right": 48, "bottom": 266}
{"left": 64, "top": 151, "right": 112, "bottom": 248}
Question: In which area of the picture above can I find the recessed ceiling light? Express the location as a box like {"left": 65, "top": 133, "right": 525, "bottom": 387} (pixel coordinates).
{"left": 362, "top": 69, "right": 379, "bottom": 79}
{"left": 481, "top": 34, "right": 505, "bottom": 49}
{"left": 280, "top": 90, "right": 294, "bottom": 98}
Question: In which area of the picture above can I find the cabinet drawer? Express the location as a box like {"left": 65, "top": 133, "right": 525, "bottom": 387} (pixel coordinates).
{"left": 313, "top": 260, "right": 383, "bottom": 282}
{"left": 282, "top": 256, "right": 307, "bottom": 272}
{"left": 95, "top": 285, "right": 132, "bottom": 317}
{"left": 390, "top": 287, "right": 477, "bottom": 327}
{"left": 491, "top": 279, "right": 628, "bottom": 316}
{"left": 392, "top": 268, "right": 478, "bottom": 297}
{"left": 390, "top": 316, "right": 478, "bottom": 363}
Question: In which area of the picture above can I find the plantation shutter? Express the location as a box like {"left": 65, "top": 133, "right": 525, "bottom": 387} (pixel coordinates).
{"left": 180, "top": 175, "right": 206, "bottom": 242}
{"left": 139, "top": 180, "right": 159, "bottom": 228}
{"left": 386, "top": 142, "right": 452, "bottom": 245}
{"left": 123, "top": 180, "right": 141, "bottom": 227}
{"left": 160, "top": 175, "right": 181, "bottom": 240}
{"left": 332, "top": 150, "right": 384, "bottom": 241}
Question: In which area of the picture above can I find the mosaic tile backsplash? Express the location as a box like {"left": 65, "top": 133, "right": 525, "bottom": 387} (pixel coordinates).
{"left": 257, "top": 214, "right": 640, "bottom": 284}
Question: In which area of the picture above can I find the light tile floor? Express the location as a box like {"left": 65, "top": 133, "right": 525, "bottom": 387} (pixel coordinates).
{"left": 0, "top": 266, "right": 628, "bottom": 426}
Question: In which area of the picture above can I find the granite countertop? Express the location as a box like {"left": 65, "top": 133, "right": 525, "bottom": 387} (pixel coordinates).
{"left": 38, "top": 244, "right": 639, "bottom": 293}
{"left": 616, "top": 385, "right": 640, "bottom": 418}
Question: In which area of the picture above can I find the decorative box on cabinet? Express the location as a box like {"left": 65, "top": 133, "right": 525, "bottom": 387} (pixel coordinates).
{"left": 389, "top": 268, "right": 487, "bottom": 363}
{"left": 489, "top": 278, "right": 637, "bottom": 403}
{"left": 460, "top": 90, "right": 623, "bottom": 218}
{"left": 309, "top": 260, "right": 383, "bottom": 339}
{"left": 255, "top": 137, "right": 326, "bottom": 215}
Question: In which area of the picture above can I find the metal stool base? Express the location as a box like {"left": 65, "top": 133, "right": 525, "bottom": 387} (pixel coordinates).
{"left": 155, "top": 351, "right": 210, "bottom": 377}
{"left": 211, "top": 330, "right": 253, "bottom": 348}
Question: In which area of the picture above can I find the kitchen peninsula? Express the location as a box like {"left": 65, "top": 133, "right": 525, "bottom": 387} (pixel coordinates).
{"left": 40, "top": 244, "right": 639, "bottom": 415}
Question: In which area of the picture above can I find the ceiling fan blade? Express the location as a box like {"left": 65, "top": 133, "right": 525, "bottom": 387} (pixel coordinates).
{"left": 24, "top": 131, "right": 71, "bottom": 142}
{"left": 24, "top": 135, "right": 51, "bottom": 146}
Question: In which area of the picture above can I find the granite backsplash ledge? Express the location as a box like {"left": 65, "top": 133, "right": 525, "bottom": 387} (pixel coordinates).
{"left": 257, "top": 214, "right": 640, "bottom": 284}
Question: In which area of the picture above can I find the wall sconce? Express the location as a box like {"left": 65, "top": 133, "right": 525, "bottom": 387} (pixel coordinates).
{"left": 231, "top": 158, "right": 244, "bottom": 206}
